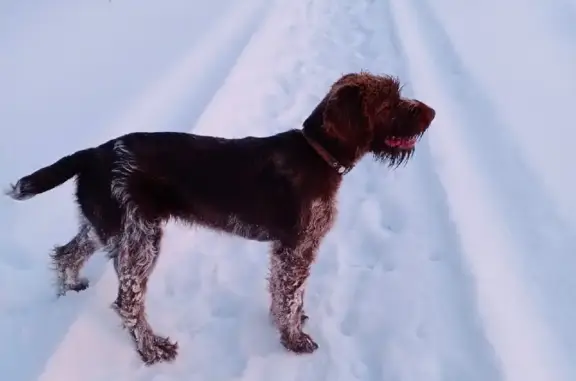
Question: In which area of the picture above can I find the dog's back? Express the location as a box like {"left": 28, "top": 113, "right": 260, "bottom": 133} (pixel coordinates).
{"left": 5, "top": 131, "right": 278, "bottom": 202}
{"left": 111, "top": 131, "right": 313, "bottom": 239}
{"left": 5, "top": 130, "right": 326, "bottom": 241}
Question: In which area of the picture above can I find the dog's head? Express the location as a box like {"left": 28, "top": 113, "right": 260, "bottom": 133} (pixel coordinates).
{"left": 311, "top": 72, "right": 435, "bottom": 168}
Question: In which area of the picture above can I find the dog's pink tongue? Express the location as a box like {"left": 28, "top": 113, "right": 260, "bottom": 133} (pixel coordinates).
{"left": 385, "top": 137, "right": 416, "bottom": 149}
{"left": 398, "top": 137, "right": 416, "bottom": 149}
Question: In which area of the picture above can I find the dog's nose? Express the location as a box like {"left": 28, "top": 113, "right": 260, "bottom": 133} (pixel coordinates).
{"left": 427, "top": 107, "right": 436, "bottom": 121}
{"left": 419, "top": 102, "right": 436, "bottom": 125}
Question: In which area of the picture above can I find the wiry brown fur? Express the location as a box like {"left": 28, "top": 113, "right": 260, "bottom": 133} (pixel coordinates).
{"left": 5, "top": 71, "right": 435, "bottom": 365}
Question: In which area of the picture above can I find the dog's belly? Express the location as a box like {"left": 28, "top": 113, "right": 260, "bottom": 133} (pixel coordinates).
{"left": 195, "top": 213, "right": 275, "bottom": 243}
{"left": 225, "top": 219, "right": 274, "bottom": 242}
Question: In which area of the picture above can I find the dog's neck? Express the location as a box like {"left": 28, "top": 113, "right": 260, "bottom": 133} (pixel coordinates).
{"left": 300, "top": 96, "right": 369, "bottom": 174}
{"left": 301, "top": 130, "right": 350, "bottom": 175}
{"left": 300, "top": 125, "right": 369, "bottom": 175}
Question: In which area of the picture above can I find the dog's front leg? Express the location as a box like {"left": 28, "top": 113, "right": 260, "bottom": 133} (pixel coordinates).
{"left": 269, "top": 241, "right": 318, "bottom": 354}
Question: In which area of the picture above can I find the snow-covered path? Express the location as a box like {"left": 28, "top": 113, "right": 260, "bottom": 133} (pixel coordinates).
{"left": 1, "top": 0, "right": 575, "bottom": 380}
{"left": 390, "top": 0, "right": 576, "bottom": 380}
{"left": 0, "top": 1, "right": 272, "bottom": 379}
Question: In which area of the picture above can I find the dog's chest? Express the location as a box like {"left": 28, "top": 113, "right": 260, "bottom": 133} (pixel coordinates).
{"left": 305, "top": 199, "right": 335, "bottom": 237}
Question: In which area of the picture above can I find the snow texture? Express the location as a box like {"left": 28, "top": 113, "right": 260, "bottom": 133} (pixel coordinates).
{"left": 1, "top": 0, "right": 575, "bottom": 380}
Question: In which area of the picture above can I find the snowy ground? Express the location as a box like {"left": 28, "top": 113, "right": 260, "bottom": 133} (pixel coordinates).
{"left": 1, "top": 0, "right": 575, "bottom": 380}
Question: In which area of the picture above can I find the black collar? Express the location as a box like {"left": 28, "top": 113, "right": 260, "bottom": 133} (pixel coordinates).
{"left": 301, "top": 130, "right": 350, "bottom": 175}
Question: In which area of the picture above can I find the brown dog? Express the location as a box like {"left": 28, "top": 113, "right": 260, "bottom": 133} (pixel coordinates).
{"left": 5, "top": 71, "right": 435, "bottom": 365}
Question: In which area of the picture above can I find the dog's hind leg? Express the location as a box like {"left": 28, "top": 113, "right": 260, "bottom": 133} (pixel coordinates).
{"left": 109, "top": 216, "right": 178, "bottom": 365}
{"left": 51, "top": 221, "right": 100, "bottom": 296}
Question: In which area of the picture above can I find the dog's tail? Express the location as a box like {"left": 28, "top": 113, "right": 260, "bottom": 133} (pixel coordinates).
{"left": 5, "top": 148, "right": 95, "bottom": 201}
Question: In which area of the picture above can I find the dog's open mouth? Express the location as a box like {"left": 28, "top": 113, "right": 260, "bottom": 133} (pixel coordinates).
{"left": 384, "top": 136, "right": 418, "bottom": 150}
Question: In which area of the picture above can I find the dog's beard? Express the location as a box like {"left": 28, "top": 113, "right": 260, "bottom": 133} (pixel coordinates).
{"left": 372, "top": 133, "right": 422, "bottom": 168}
{"left": 373, "top": 148, "right": 415, "bottom": 168}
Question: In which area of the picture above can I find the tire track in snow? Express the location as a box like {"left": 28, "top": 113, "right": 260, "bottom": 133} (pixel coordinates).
{"left": 531, "top": 0, "right": 576, "bottom": 46}
{"left": 0, "top": 3, "right": 271, "bottom": 379}
{"left": 316, "top": 1, "right": 503, "bottom": 380}
{"left": 388, "top": 0, "right": 575, "bottom": 379}
{"left": 33, "top": 2, "right": 272, "bottom": 381}
{"left": 96, "top": 1, "right": 271, "bottom": 139}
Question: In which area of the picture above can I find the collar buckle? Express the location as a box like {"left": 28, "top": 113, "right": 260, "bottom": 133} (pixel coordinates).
{"left": 302, "top": 131, "right": 350, "bottom": 176}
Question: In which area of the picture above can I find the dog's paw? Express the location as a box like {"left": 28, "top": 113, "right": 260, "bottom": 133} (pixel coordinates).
{"left": 139, "top": 335, "right": 179, "bottom": 366}
{"left": 56, "top": 277, "right": 90, "bottom": 297}
{"left": 69, "top": 277, "right": 90, "bottom": 292}
{"left": 280, "top": 330, "right": 318, "bottom": 354}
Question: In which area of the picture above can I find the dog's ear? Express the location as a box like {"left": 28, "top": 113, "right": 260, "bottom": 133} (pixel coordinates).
{"left": 322, "top": 84, "right": 370, "bottom": 143}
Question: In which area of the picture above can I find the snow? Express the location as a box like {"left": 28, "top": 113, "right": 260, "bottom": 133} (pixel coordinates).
{"left": 1, "top": 0, "right": 575, "bottom": 380}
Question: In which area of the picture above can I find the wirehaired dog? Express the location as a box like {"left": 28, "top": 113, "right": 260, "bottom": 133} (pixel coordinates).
{"left": 6, "top": 71, "right": 435, "bottom": 365}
